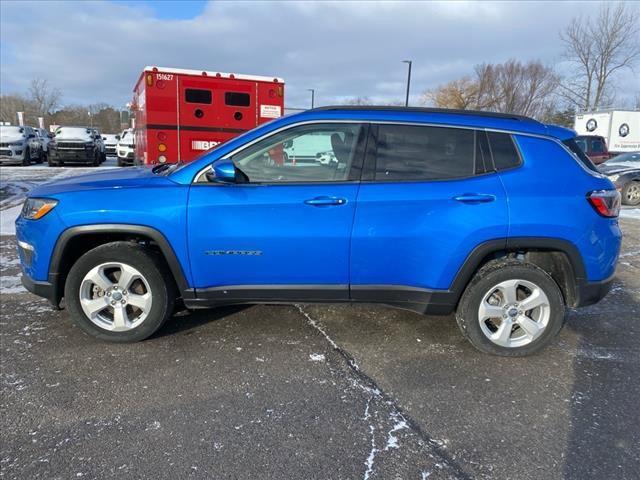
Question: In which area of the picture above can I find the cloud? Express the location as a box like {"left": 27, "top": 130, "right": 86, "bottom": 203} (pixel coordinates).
{"left": 1, "top": 1, "right": 636, "bottom": 109}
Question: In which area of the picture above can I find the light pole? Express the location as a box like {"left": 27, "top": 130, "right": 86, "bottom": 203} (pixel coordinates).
{"left": 308, "top": 89, "right": 315, "bottom": 109}
{"left": 402, "top": 60, "right": 412, "bottom": 107}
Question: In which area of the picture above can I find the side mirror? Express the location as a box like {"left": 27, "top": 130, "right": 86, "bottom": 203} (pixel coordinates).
{"left": 28, "top": 133, "right": 36, "bottom": 139}
{"left": 206, "top": 159, "right": 236, "bottom": 183}
{"left": 116, "top": 135, "right": 121, "bottom": 140}
{"left": 283, "top": 140, "right": 293, "bottom": 148}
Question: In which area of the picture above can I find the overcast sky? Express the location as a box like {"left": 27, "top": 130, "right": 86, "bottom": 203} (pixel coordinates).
{"left": 1, "top": 0, "right": 638, "bottom": 110}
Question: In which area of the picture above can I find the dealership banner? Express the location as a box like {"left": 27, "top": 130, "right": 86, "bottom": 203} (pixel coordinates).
{"left": 17, "top": 111, "right": 24, "bottom": 126}
{"left": 38, "top": 117, "right": 45, "bottom": 129}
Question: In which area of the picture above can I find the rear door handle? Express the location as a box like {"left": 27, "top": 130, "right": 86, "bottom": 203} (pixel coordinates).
{"left": 453, "top": 193, "right": 496, "bottom": 204}
{"left": 304, "top": 196, "right": 347, "bottom": 206}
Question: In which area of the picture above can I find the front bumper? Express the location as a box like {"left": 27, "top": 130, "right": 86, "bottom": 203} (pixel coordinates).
{"left": 51, "top": 150, "right": 94, "bottom": 163}
{"left": 21, "top": 272, "right": 61, "bottom": 308}
{"left": 0, "top": 147, "right": 26, "bottom": 164}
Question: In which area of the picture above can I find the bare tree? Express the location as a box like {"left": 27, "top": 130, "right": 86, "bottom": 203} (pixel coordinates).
{"left": 560, "top": 2, "right": 640, "bottom": 111}
{"left": 342, "top": 96, "right": 374, "bottom": 105}
{"left": 0, "top": 94, "right": 34, "bottom": 124}
{"left": 28, "top": 78, "right": 62, "bottom": 117}
{"left": 423, "top": 59, "right": 559, "bottom": 119}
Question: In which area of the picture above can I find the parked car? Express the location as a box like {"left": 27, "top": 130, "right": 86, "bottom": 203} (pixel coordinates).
{"left": 575, "top": 135, "right": 611, "bottom": 164}
{"left": 91, "top": 129, "right": 107, "bottom": 163}
{"left": 598, "top": 151, "right": 640, "bottom": 206}
{"left": 116, "top": 129, "right": 135, "bottom": 166}
{"left": 102, "top": 134, "right": 120, "bottom": 156}
{"left": 48, "top": 126, "right": 102, "bottom": 167}
{"left": 0, "top": 125, "right": 43, "bottom": 165}
{"left": 16, "top": 107, "right": 622, "bottom": 356}
{"left": 35, "top": 128, "right": 52, "bottom": 162}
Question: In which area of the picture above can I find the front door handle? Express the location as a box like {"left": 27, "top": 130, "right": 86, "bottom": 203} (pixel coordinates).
{"left": 453, "top": 193, "right": 496, "bottom": 204}
{"left": 304, "top": 196, "right": 347, "bottom": 206}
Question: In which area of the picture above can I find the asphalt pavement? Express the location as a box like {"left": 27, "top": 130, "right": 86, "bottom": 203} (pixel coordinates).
{"left": 1, "top": 164, "right": 639, "bottom": 479}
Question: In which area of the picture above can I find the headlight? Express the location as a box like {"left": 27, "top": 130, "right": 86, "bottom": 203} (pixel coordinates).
{"left": 9, "top": 141, "right": 24, "bottom": 146}
{"left": 85, "top": 142, "right": 94, "bottom": 148}
{"left": 21, "top": 198, "right": 58, "bottom": 220}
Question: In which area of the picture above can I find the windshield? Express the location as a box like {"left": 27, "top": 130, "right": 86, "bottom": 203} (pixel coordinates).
{"left": 0, "top": 126, "right": 25, "bottom": 137}
{"left": 56, "top": 127, "right": 92, "bottom": 140}
{"left": 120, "top": 131, "right": 134, "bottom": 145}
{"left": 563, "top": 138, "right": 598, "bottom": 172}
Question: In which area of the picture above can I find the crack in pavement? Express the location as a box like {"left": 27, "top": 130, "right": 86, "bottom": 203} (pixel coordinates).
{"left": 296, "top": 304, "right": 472, "bottom": 480}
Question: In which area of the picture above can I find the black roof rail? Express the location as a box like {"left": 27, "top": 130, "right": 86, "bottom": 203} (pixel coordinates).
{"left": 311, "top": 105, "right": 538, "bottom": 122}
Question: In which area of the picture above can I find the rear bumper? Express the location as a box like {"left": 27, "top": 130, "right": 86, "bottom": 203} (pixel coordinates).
{"left": 574, "top": 274, "right": 614, "bottom": 308}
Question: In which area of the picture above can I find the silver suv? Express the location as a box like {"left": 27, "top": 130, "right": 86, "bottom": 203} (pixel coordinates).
{"left": 0, "top": 125, "right": 44, "bottom": 165}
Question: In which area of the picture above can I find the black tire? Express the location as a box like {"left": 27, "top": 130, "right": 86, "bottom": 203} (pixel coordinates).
{"left": 64, "top": 242, "right": 176, "bottom": 342}
{"left": 117, "top": 157, "right": 124, "bottom": 167}
{"left": 37, "top": 151, "right": 45, "bottom": 164}
{"left": 93, "top": 151, "right": 100, "bottom": 166}
{"left": 22, "top": 147, "right": 31, "bottom": 166}
{"left": 621, "top": 181, "right": 640, "bottom": 206}
{"left": 455, "top": 259, "right": 565, "bottom": 357}
{"left": 48, "top": 156, "right": 58, "bottom": 167}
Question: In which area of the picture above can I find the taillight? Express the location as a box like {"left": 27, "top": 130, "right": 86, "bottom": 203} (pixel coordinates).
{"left": 587, "top": 190, "right": 621, "bottom": 218}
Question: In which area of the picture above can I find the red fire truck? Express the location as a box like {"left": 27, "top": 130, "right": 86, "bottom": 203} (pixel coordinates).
{"left": 131, "top": 66, "right": 285, "bottom": 165}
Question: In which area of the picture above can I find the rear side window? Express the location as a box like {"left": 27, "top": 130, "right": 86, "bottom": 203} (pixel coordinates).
{"left": 488, "top": 132, "right": 521, "bottom": 170}
{"left": 374, "top": 125, "right": 475, "bottom": 181}
{"left": 225, "top": 92, "right": 251, "bottom": 107}
{"left": 185, "top": 88, "right": 212, "bottom": 104}
{"left": 563, "top": 138, "right": 598, "bottom": 172}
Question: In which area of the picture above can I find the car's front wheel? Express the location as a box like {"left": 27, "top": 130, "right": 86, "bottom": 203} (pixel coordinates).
{"left": 64, "top": 242, "right": 175, "bottom": 342}
{"left": 622, "top": 181, "right": 640, "bottom": 206}
{"left": 22, "top": 147, "right": 31, "bottom": 166}
{"left": 456, "top": 259, "right": 565, "bottom": 356}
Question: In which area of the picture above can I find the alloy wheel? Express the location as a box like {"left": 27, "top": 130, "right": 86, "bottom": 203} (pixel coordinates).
{"left": 79, "top": 262, "right": 152, "bottom": 332}
{"left": 478, "top": 279, "right": 551, "bottom": 348}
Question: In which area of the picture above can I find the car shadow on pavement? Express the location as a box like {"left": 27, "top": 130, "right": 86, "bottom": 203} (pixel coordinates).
{"left": 563, "top": 287, "right": 640, "bottom": 479}
{"left": 152, "top": 304, "right": 250, "bottom": 338}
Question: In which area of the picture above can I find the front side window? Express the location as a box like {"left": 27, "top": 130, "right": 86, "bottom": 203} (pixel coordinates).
{"left": 374, "top": 125, "right": 475, "bottom": 181}
{"left": 231, "top": 123, "right": 363, "bottom": 183}
{"left": 185, "top": 88, "right": 212, "bottom": 104}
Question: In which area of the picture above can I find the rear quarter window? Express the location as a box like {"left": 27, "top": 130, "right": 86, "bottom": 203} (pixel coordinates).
{"left": 487, "top": 132, "right": 521, "bottom": 170}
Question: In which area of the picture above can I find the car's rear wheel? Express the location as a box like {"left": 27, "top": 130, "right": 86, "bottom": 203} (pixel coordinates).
{"left": 64, "top": 242, "right": 175, "bottom": 342}
{"left": 622, "top": 181, "right": 640, "bottom": 206}
{"left": 456, "top": 259, "right": 565, "bottom": 356}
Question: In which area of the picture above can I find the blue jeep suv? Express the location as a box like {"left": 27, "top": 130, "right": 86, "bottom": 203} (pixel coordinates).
{"left": 16, "top": 107, "right": 622, "bottom": 356}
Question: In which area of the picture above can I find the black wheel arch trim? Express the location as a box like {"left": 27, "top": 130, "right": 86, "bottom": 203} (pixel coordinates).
{"left": 49, "top": 224, "right": 192, "bottom": 302}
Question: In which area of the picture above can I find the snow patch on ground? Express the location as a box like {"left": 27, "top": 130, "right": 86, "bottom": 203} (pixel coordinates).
{"left": 309, "top": 353, "right": 325, "bottom": 362}
{"left": 620, "top": 208, "right": 640, "bottom": 220}
{"left": 0, "top": 205, "right": 22, "bottom": 236}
